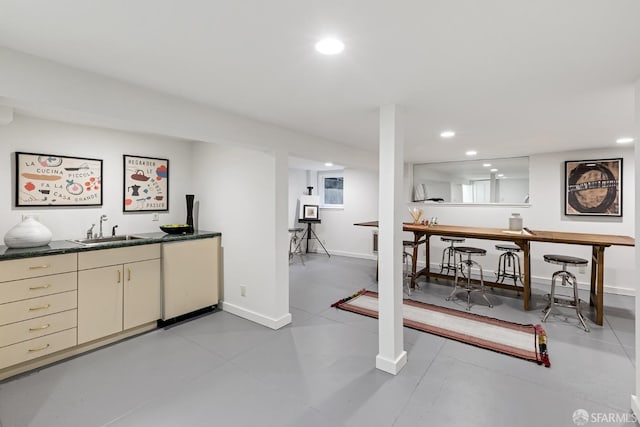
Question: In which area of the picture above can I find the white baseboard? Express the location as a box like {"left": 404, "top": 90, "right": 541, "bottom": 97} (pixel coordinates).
{"left": 221, "top": 301, "right": 292, "bottom": 330}
{"left": 375, "top": 351, "right": 407, "bottom": 375}
{"left": 307, "top": 248, "right": 378, "bottom": 261}
{"left": 631, "top": 395, "right": 640, "bottom": 423}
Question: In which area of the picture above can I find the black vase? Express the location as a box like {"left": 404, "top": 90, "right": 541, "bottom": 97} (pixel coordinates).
{"left": 185, "top": 194, "right": 195, "bottom": 233}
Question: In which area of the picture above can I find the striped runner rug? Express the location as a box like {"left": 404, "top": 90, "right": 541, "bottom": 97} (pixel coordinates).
{"left": 332, "top": 290, "right": 550, "bottom": 367}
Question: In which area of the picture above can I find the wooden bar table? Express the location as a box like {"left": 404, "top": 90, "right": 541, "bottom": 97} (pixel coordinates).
{"left": 355, "top": 221, "right": 634, "bottom": 326}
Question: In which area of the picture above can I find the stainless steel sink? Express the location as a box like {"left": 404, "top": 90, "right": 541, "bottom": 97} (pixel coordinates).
{"left": 70, "top": 235, "right": 145, "bottom": 245}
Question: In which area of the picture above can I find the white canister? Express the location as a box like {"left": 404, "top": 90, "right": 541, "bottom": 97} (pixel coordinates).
{"left": 509, "top": 213, "right": 523, "bottom": 231}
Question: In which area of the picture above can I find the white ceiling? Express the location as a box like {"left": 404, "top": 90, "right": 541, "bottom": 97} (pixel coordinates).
{"left": 0, "top": 0, "right": 639, "bottom": 163}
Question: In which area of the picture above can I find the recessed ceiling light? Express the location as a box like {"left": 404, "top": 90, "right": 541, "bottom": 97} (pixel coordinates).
{"left": 315, "top": 38, "right": 344, "bottom": 55}
{"left": 616, "top": 137, "right": 634, "bottom": 144}
{"left": 490, "top": 168, "right": 498, "bottom": 172}
{"left": 440, "top": 131, "right": 455, "bottom": 138}
{"left": 465, "top": 150, "right": 477, "bottom": 156}
{"left": 483, "top": 163, "right": 491, "bottom": 167}
{"left": 324, "top": 162, "right": 334, "bottom": 167}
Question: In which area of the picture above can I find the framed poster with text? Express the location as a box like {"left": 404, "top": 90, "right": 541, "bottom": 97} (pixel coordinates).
{"left": 123, "top": 155, "right": 169, "bottom": 212}
{"left": 15, "top": 151, "right": 103, "bottom": 207}
{"left": 565, "top": 158, "right": 622, "bottom": 217}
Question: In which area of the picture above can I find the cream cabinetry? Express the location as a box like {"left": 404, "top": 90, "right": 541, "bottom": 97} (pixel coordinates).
{"left": 78, "top": 244, "right": 160, "bottom": 344}
{"left": 0, "top": 253, "right": 78, "bottom": 370}
{"left": 0, "top": 234, "right": 218, "bottom": 380}
{"left": 162, "top": 237, "right": 220, "bottom": 320}
{"left": 124, "top": 259, "right": 161, "bottom": 330}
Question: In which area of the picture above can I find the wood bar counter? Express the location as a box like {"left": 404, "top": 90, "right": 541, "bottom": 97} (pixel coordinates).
{"left": 355, "top": 221, "right": 634, "bottom": 326}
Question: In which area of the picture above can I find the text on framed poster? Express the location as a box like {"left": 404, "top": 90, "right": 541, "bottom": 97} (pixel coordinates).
{"left": 15, "top": 152, "right": 103, "bottom": 207}
{"left": 123, "top": 155, "right": 169, "bottom": 212}
{"left": 565, "top": 158, "right": 622, "bottom": 217}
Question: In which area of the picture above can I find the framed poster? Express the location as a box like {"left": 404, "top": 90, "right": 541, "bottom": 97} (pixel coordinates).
{"left": 15, "top": 152, "right": 103, "bottom": 207}
{"left": 123, "top": 155, "right": 169, "bottom": 212}
{"left": 565, "top": 158, "right": 622, "bottom": 217}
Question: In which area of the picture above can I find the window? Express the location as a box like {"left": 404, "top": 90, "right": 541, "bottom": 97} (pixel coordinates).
{"left": 318, "top": 171, "right": 344, "bottom": 208}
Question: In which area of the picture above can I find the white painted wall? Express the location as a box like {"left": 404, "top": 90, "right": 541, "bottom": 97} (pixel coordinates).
{"left": 0, "top": 114, "right": 192, "bottom": 240}
{"left": 288, "top": 168, "right": 308, "bottom": 228}
{"left": 192, "top": 142, "right": 290, "bottom": 328}
{"left": 289, "top": 167, "right": 379, "bottom": 260}
{"left": 0, "top": 48, "right": 378, "bottom": 330}
{"left": 408, "top": 147, "right": 635, "bottom": 294}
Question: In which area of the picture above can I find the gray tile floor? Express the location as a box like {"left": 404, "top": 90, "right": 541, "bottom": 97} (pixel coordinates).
{"left": 0, "top": 254, "right": 636, "bottom": 427}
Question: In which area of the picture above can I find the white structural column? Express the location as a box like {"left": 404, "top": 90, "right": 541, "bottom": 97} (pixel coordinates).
{"left": 631, "top": 80, "right": 640, "bottom": 418}
{"left": 376, "top": 104, "right": 407, "bottom": 374}
{"left": 273, "top": 149, "right": 292, "bottom": 327}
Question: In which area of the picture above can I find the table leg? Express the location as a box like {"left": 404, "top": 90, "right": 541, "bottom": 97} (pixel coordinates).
{"left": 590, "top": 246, "right": 597, "bottom": 307}
{"left": 424, "top": 235, "right": 430, "bottom": 276}
{"left": 595, "top": 246, "right": 605, "bottom": 326}
{"left": 515, "top": 239, "right": 530, "bottom": 311}
{"left": 411, "top": 233, "right": 419, "bottom": 289}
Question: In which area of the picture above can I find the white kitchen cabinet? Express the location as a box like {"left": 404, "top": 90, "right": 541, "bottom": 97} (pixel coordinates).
{"left": 78, "top": 244, "right": 160, "bottom": 344}
{"left": 0, "top": 253, "right": 78, "bottom": 370}
{"left": 123, "top": 258, "right": 161, "bottom": 330}
{"left": 0, "top": 234, "right": 219, "bottom": 380}
{"left": 77, "top": 265, "right": 123, "bottom": 344}
{"left": 162, "top": 237, "right": 220, "bottom": 320}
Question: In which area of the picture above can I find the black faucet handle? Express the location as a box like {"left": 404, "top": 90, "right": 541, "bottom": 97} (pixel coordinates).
{"left": 112, "top": 225, "right": 119, "bottom": 236}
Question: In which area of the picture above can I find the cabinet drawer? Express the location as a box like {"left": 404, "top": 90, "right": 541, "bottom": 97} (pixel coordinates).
{"left": 0, "top": 328, "right": 77, "bottom": 370}
{"left": 78, "top": 244, "right": 160, "bottom": 270}
{"left": 0, "top": 254, "right": 77, "bottom": 283}
{"left": 0, "top": 272, "right": 77, "bottom": 305}
{"left": 0, "top": 291, "right": 77, "bottom": 326}
{"left": 0, "top": 309, "right": 77, "bottom": 348}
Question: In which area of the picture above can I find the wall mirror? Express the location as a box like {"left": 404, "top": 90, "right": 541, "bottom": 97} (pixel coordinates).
{"left": 412, "top": 157, "right": 529, "bottom": 204}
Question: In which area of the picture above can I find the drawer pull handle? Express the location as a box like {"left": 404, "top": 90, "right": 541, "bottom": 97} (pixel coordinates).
{"left": 28, "top": 343, "right": 50, "bottom": 352}
{"left": 29, "top": 324, "right": 51, "bottom": 331}
{"left": 117, "top": 270, "right": 121, "bottom": 283}
{"left": 28, "top": 304, "right": 51, "bottom": 311}
{"left": 127, "top": 268, "right": 131, "bottom": 282}
{"left": 29, "top": 284, "right": 51, "bottom": 291}
{"left": 29, "top": 264, "right": 50, "bottom": 270}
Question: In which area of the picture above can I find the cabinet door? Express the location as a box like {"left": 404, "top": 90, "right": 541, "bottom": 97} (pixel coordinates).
{"left": 162, "top": 237, "right": 219, "bottom": 320}
{"left": 123, "top": 259, "right": 161, "bottom": 330}
{"left": 78, "top": 266, "right": 123, "bottom": 344}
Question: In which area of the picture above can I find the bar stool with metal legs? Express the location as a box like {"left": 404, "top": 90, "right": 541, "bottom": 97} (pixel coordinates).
{"left": 440, "top": 237, "right": 465, "bottom": 274}
{"left": 542, "top": 254, "right": 590, "bottom": 332}
{"left": 288, "top": 227, "right": 305, "bottom": 265}
{"left": 446, "top": 246, "right": 493, "bottom": 310}
{"left": 402, "top": 240, "right": 424, "bottom": 295}
{"left": 402, "top": 241, "right": 414, "bottom": 295}
{"left": 495, "top": 244, "right": 523, "bottom": 294}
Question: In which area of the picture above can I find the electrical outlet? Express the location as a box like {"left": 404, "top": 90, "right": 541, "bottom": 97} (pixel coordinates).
{"left": 578, "top": 265, "right": 586, "bottom": 274}
{"left": 240, "top": 285, "right": 246, "bottom": 297}
{"left": 152, "top": 213, "right": 159, "bottom": 221}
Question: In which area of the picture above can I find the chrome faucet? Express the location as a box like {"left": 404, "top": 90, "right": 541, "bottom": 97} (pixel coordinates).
{"left": 98, "top": 214, "right": 108, "bottom": 238}
{"left": 86, "top": 224, "right": 95, "bottom": 239}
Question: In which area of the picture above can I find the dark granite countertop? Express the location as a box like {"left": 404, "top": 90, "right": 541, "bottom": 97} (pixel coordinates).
{"left": 0, "top": 230, "right": 221, "bottom": 261}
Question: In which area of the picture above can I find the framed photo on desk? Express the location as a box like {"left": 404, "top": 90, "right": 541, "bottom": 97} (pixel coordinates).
{"left": 303, "top": 204, "right": 319, "bottom": 220}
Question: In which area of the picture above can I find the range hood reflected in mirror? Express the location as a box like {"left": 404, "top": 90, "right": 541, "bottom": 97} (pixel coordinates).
{"left": 412, "top": 157, "right": 529, "bottom": 204}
